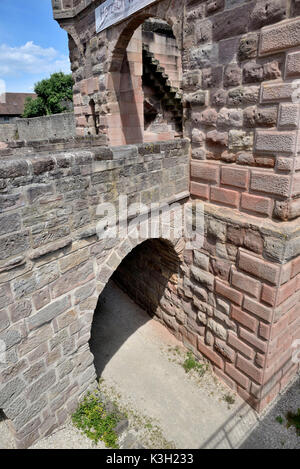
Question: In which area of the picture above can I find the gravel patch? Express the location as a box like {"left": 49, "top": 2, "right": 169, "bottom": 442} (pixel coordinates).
{"left": 241, "top": 374, "right": 300, "bottom": 449}
{"left": 31, "top": 421, "right": 106, "bottom": 450}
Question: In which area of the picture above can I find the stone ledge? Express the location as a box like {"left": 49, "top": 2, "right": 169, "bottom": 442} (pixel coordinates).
{"left": 203, "top": 202, "right": 300, "bottom": 263}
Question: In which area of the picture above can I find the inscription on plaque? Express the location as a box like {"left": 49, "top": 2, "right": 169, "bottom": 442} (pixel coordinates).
{"left": 95, "top": 0, "right": 157, "bottom": 33}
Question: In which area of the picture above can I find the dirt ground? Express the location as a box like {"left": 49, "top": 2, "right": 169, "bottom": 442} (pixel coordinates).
{"left": 1, "top": 281, "right": 299, "bottom": 449}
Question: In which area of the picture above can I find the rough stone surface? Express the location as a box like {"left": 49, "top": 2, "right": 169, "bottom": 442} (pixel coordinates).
{"left": 0, "top": 0, "right": 299, "bottom": 450}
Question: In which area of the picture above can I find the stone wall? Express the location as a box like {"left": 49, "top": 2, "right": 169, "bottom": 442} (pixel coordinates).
{"left": 0, "top": 135, "right": 299, "bottom": 446}
{"left": 0, "top": 124, "right": 17, "bottom": 143}
{"left": 185, "top": 6, "right": 300, "bottom": 223}
{"left": 112, "top": 201, "right": 300, "bottom": 412}
{"left": 53, "top": 0, "right": 300, "bottom": 220}
{"left": 0, "top": 113, "right": 76, "bottom": 143}
{"left": 0, "top": 0, "right": 298, "bottom": 449}
{"left": 0, "top": 139, "right": 189, "bottom": 448}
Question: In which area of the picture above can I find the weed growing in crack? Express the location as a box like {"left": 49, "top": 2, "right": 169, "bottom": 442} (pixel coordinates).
{"left": 223, "top": 394, "right": 235, "bottom": 406}
{"left": 72, "top": 392, "right": 120, "bottom": 448}
{"left": 182, "top": 352, "right": 208, "bottom": 376}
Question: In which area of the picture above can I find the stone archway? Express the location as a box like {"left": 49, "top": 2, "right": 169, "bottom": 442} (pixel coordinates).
{"left": 104, "top": 12, "right": 183, "bottom": 145}
{"left": 89, "top": 237, "right": 184, "bottom": 379}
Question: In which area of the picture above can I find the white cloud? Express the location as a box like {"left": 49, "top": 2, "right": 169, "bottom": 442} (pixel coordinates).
{"left": 0, "top": 41, "right": 70, "bottom": 77}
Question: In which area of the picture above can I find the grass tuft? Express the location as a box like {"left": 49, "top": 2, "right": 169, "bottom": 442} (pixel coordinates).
{"left": 72, "top": 392, "right": 120, "bottom": 448}
{"left": 286, "top": 408, "right": 300, "bottom": 436}
{"left": 182, "top": 352, "right": 207, "bottom": 376}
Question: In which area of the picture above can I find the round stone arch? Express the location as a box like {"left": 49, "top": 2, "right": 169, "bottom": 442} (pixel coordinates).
{"left": 86, "top": 234, "right": 186, "bottom": 376}
{"left": 103, "top": 0, "right": 184, "bottom": 145}
{"left": 95, "top": 234, "right": 185, "bottom": 303}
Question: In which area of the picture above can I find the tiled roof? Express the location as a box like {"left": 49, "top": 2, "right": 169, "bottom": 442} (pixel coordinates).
{"left": 0, "top": 92, "right": 36, "bottom": 116}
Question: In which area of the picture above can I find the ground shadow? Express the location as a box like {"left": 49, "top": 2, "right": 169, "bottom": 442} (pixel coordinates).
{"left": 198, "top": 375, "right": 300, "bottom": 449}
{"left": 240, "top": 376, "right": 300, "bottom": 449}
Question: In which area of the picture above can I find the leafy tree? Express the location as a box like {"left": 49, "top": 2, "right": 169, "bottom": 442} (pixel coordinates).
{"left": 23, "top": 72, "right": 74, "bottom": 118}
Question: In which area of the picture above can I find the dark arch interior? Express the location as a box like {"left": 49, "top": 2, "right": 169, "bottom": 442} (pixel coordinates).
{"left": 89, "top": 239, "right": 181, "bottom": 379}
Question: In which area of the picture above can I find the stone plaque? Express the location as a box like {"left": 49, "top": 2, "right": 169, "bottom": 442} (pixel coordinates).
{"left": 95, "top": 0, "right": 157, "bottom": 33}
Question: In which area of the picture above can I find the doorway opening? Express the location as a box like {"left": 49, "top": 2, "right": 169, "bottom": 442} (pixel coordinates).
{"left": 107, "top": 18, "right": 183, "bottom": 146}
{"left": 89, "top": 238, "right": 182, "bottom": 379}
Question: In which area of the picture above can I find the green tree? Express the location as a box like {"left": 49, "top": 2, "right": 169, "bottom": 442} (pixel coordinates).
{"left": 23, "top": 72, "right": 74, "bottom": 118}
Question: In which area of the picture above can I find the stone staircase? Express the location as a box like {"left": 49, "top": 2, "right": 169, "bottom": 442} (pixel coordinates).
{"left": 142, "top": 44, "right": 183, "bottom": 131}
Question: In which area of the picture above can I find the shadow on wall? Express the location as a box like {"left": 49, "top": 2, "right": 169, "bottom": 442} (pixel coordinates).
{"left": 119, "top": 51, "right": 144, "bottom": 144}
{"left": 89, "top": 239, "right": 181, "bottom": 378}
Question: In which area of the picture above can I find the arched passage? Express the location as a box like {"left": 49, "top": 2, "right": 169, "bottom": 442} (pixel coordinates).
{"left": 106, "top": 15, "right": 183, "bottom": 146}
{"left": 89, "top": 238, "right": 184, "bottom": 379}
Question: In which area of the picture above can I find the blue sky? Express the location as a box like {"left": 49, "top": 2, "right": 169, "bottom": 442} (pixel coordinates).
{"left": 0, "top": 0, "right": 70, "bottom": 93}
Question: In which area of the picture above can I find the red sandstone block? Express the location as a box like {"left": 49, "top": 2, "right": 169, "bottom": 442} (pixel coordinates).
{"left": 250, "top": 171, "right": 291, "bottom": 198}
{"left": 288, "top": 305, "right": 299, "bottom": 325}
{"left": 214, "top": 366, "right": 237, "bottom": 392}
{"left": 259, "top": 322, "right": 271, "bottom": 340}
{"left": 269, "top": 347, "right": 293, "bottom": 377}
{"left": 280, "top": 363, "right": 299, "bottom": 391}
{"left": 87, "top": 77, "right": 97, "bottom": 95}
{"left": 210, "top": 187, "right": 240, "bottom": 208}
{"left": 190, "top": 161, "right": 219, "bottom": 183}
{"left": 241, "top": 193, "right": 272, "bottom": 217}
{"left": 198, "top": 338, "right": 224, "bottom": 369}
{"left": 76, "top": 116, "right": 86, "bottom": 127}
{"left": 231, "top": 305, "right": 258, "bottom": 332}
{"left": 261, "top": 284, "right": 277, "bottom": 306}
{"left": 221, "top": 167, "right": 249, "bottom": 189}
{"left": 239, "top": 327, "right": 268, "bottom": 353}
{"left": 80, "top": 80, "right": 88, "bottom": 95}
{"left": 255, "top": 352, "right": 265, "bottom": 369}
{"left": 243, "top": 296, "right": 273, "bottom": 323}
{"left": 285, "top": 51, "right": 300, "bottom": 78}
{"left": 292, "top": 173, "right": 300, "bottom": 197}
{"left": 276, "top": 330, "right": 294, "bottom": 354}
{"left": 260, "top": 18, "right": 300, "bottom": 56}
{"left": 239, "top": 250, "right": 280, "bottom": 285}
{"left": 74, "top": 106, "right": 83, "bottom": 116}
{"left": 73, "top": 94, "right": 82, "bottom": 106}
{"left": 291, "top": 256, "right": 300, "bottom": 278}
{"left": 259, "top": 383, "right": 280, "bottom": 411}
{"left": 225, "top": 362, "right": 250, "bottom": 390}
{"left": 236, "top": 355, "right": 264, "bottom": 384}
{"left": 280, "top": 263, "right": 292, "bottom": 285}
{"left": 297, "top": 274, "right": 300, "bottom": 292}
{"left": 270, "top": 315, "right": 289, "bottom": 340}
{"left": 255, "top": 131, "right": 296, "bottom": 155}
{"left": 278, "top": 103, "right": 300, "bottom": 129}
{"left": 228, "top": 331, "right": 255, "bottom": 360}
{"left": 260, "top": 82, "right": 296, "bottom": 103}
{"left": 276, "top": 277, "right": 297, "bottom": 306}
{"left": 190, "top": 181, "right": 209, "bottom": 200}
{"left": 231, "top": 268, "right": 261, "bottom": 298}
{"left": 76, "top": 128, "right": 85, "bottom": 137}
{"left": 216, "top": 279, "right": 243, "bottom": 306}
{"left": 237, "top": 386, "right": 260, "bottom": 411}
